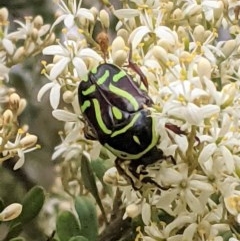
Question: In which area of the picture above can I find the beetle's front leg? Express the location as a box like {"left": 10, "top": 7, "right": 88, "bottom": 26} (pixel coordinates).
{"left": 115, "top": 158, "right": 141, "bottom": 190}
{"left": 128, "top": 159, "right": 170, "bottom": 190}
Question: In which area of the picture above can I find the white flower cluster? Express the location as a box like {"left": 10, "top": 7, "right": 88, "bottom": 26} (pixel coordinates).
{"left": 0, "top": 8, "right": 54, "bottom": 169}
{"left": 40, "top": 0, "right": 240, "bottom": 240}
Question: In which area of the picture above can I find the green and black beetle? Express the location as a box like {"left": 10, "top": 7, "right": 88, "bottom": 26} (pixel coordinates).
{"left": 78, "top": 57, "right": 176, "bottom": 189}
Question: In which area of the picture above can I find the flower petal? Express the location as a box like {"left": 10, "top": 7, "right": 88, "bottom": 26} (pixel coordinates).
{"left": 37, "top": 82, "right": 54, "bottom": 102}
{"left": 77, "top": 8, "right": 94, "bottom": 21}
{"left": 49, "top": 57, "right": 70, "bottom": 80}
{"left": 52, "top": 109, "right": 78, "bottom": 121}
{"left": 50, "top": 83, "right": 61, "bottom": 109}
{"left": 72, "top": 57, "right": 88, "bottom": 77}
{"left": 128, "top": 26, "right": 150, "bottom": 49}
{"left": 114, "top": 9, "right": 140, "bottom": 19}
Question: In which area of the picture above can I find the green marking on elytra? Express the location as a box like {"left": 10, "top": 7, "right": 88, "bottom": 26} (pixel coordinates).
{"left": 92, "top": 99, "right": 112, "bottom": 134}
{"left": 97, "top": 70, "right": 110, "bottom": 85}
{"left": 81, "top": 100, "right": 91, "bottom": 113}
{"left": 111, "top": 112, "right": 140, "bottom": 138}
{"left": 133, "top": 135, "right": 141, "bottom": 145}
{"left": 82, "top": 85, "right": 96, "bottom": 95}
{"left": 91, "top": 66, "right": 98, "bottom": 74}
{"left": 105, "top": 114, "right": 159, "bottom": 160}
{"left": 113, "top": 70, "right": 126, "bottom": 82}
{"left": 109, "top": 83, "right": 139, "bottom": 111}
{"left": 112, "top": 106, "right": 122, "bottom": 120}
{"left": 81, "top": 75, "right": 88, "bottom": 82}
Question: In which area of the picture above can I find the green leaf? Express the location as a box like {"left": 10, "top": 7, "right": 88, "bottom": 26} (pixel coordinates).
{"left": 56, "top": 210, "right": 81, "bottom": 241}
{"left": 74, "top": 196, "right": 98, "bottom": 241}
{"left": 0, "top": 198, "right": 5, "bottom": 212}
{"left": 69, "top": 236, "right": 89, "bottom": 241}
{"left": 4, "top": 222, "right": 23, "bottom": 241}
{"left": 9, "top": 238, "right": 25, "bottom": 241}
{"left": 81, "top": 156, "right": 107, "bottom": 222}
{"left": 16, "top": 186, "right": 45, "bottom": 224}
{"left": 91, "top": 158, "right": 113, "bottom": 197}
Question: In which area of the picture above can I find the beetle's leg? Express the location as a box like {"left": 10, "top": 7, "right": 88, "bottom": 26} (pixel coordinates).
{"left": 125, "top": 45, "right": 149, "bottom": 90}
{"left": 83, "top": 124, "right": 98, "bottom": 140}
{"left": 165, "top": 123, "right": 200, "bottom": 145}
{"left": 115, "top": 158, "right": 140, "bottom": 190}
{"left": 165, "top": 123, "right": 186, "bottom": 135}
{"left": 137, "top": 146, "right": 176, "bottom": 166}
{"left": 128, "top": 162, "right": 170, "bottom": 190}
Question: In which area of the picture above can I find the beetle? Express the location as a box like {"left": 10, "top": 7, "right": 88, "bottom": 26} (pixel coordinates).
{"left": 78, "top": 58, "right": 175, "bottom": 189}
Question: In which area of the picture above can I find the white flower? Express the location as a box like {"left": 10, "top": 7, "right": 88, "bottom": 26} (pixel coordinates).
{"left": 1, "top": 130, "right": 39, "bottom": 170}
{"left": 52, "top": 0, "right": 94, "bottom": 29}
{"left": 7, "top": 17, "right": 50, "bottom": 44}
{"left": 160, "top": 80, "right": 220, "bottom": 126}
{"left": 37, "top": 81, "right": 61, "bottom": 109}
{"left": 52, "top": 121, "right": 84, "bottom": 161}
{"left": 156, "top": 164, "right": 214, "bottom": 215}
{"left": 42, "top": 40, "right": 103, "bottom": 80}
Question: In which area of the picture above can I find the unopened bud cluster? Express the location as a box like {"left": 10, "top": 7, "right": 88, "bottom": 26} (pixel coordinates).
{"left": 0, "top": 91, "right": 39, "bottom": 169}
{"left": 0, "top": 7, "right": 55, "bottom": 82}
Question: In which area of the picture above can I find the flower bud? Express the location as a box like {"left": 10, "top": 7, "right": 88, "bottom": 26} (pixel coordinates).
{"left": 3, "top": 109, "right": 13, "bottom": 125}
{"left": 221, "top": 83, "right": 237, "bottom": 108}
{"left": 180, "top": 51, "right": 192, "bottom": 63}
{"left": 197, "top": 57, "right": 211, "bottom": 80}
{"left": 33, "top": 15, "right": 43, "bottom": 29}
{"left": 0, "top": 203, "right": 22, "bottom": 221}
{"left": 193, "top": 25, "right": 205, "bottom": 43}
{"left": 90, "top": 7, "right": 98, "bottom": 19}
{"left": 172, "top": 8, "right": 183, "bottom": 20}
{"left": 0, "top": 7, "right": 8, "bottom": 23}
{"left": 31, "top": 28, "right": 39, "bottom": 41}
{"left": 221, "top": 39, "right": 236, "bottom": 58}
{"left": 112, "top": 50, "right": 128, "bottom": 66}
{"left": 185, "top": 5, "right": 201, "bottom": 17}
{"left": 158, "top": 39, "right": 174, "bottom": 52}
{"left": 9, "top": 93, "right": 20, "bottom": 109}
{"left": 112, "top": 36, "right": 126, "bottom": 53}
{"left": 177, "top": 26, "right": 188, "bottom": 42}
{"left": 20, "top": 134, "right": 38, "bottom": 148}
{"left": 125, "top": 204, "right": 140, "bottom": 218}
{"left": 13, "top": 47, "right": 25, "bottom": 63}
{"left": 165, "top": 2, "right": 173, "bottom": 11}
{"left": 46, "top": 32, "right": 56, "bottom": 45}
{"left": 117, "top": 29, "right": 129, "bottom": 43}
{"left": 213, "top": 1, "right": 223, "bottom": 20}
{"left": 17, "top": 98, "right": 27, "bottom": 116}
{"left": 103, "top": 167, "right": 119, "bottom": 185}
{"left": 63, "top": 90, "right": 74, "bottom": 103}
{"left": 229, "top": 25, "right": 240, "bottom": 36}
{"left": 224, "top": 195, "right": 240, "bottom": 216}
{"left": 153, "top": 46, "right": 169, "bottom": 63}
{"left": 99, "top": 9, "right": 110, "bottom": 29}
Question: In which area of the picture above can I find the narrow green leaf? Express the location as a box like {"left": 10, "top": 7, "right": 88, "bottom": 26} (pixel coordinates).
{"left": 0, "top": 198, "right": 5, "bottom": 212}
{"left": 4, "top": 222, "right": 23, "bottom": 240}
{"left": 81, "top": 156, "right": 107, "bottom": 222}
{"left": 69, "top": 236, "right": 89, "bottom": 241}
{"left": 16, "top": 186, "right": 45, "bottom": 224}
{"left": 74, "top": 196, "right": 98, "bottom": 241}
{"left": 9, "top": 238, "right": 25, "bottom": 241}
{"left": 91, "top": 159, "right": 113, "bottom": 197}
{"left": 56, "top": 210, "right": 81, "bottom": 241}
